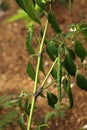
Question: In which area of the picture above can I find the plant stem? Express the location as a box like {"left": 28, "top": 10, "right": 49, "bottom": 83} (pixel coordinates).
{"left": 34, "top": 58, "right": 58, "bottom": 98}
{"left": 41, "top": 58, "right": 58, "bottom": 87}
{"left": 27, "top": 20, "right": 48, "bottom": 130}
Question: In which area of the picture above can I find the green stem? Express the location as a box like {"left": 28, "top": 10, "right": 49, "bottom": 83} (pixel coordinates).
{"left": 69, "top": 0, "right": 72, "bottom": 15}
{"left": 27, "top": 20, "right": 48, "bottom": 130}
{"left": 34, "top": 58, "right": 58, "bottom": 98}
{"left": 41, "top": 58, "right": 58, "bottom": 87}
{"left": 44, "top": 79, "right": 57, "bottom": 90}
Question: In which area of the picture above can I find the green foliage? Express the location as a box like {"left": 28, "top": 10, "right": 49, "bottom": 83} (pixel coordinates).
{"left": 7, "top": 9, "right": 28, "bottom": 22}
{"left": 26, "top": 61, "right": 36, "bottom": 81}
{"left": 24, "top": 97, "right": 31, "bottom": 115}
{"left": 26, "top": 32, "right": 35, "bottom": 54}
{"left": 46, "top": 91, "right": 58, "bottom": 108}
{"left": 63, "top": 77, "right": 73, "bottom": 108}
{"left": 74, "top": 41, "right": 87, "bottom": 62}
{"left": 48, "top": 11, "right": 62, "bottom": 34}
{"left": 76, "top": 73, "right": 87, "bottom": 91}
{"left": 51, "top": 67, "right": 57, "bottom": 79}
{"left": 7, "top": 0, "right": 87, "bottom": 130}
{"left": 64, "top": 53, "right": 76, "bottom": 76}
{"left": 18, "top": 114, "right": 26, "bottom": 130}
{"left": 44, "top": 111, "right": 57, "bottom": 122}
{"left": 79, "top": 23, "right": 87, "bottom": 37}
{"left": 35, "top": 0, "right": 46, "bottom": 10}
{"left": 15, "top": 0, "right": 41, "bottom": 24}
{"left": 59, "top": 0, "right": 67, "bottom": 5}
{"left": 46, "top": 40, "right": 57, "bottom": 61}
{"left": 0, "top": 95, "right": 18, "bottom": 129}
{"left": 0, "top": 111, "right": 17, "bottom": 128}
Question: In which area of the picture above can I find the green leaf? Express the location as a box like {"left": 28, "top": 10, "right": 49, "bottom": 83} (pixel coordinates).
{"left": 51, "top": 67, "right": 57, "bottom": 79}
{"left": 24, "top": 97, "right": 31, "bottom": 115}
{"left": 15, "top": 0, "right": 26, "bottom": 12}
{"left": 64, "top": 54, "right": 76, "bottom": 76}
{"left": 0, "top": 95, "right": 17, "bottom": 108}
{"left": 48, "top": 11, "right": 62, "bottom": 34}
{"left": 59, "top": 0, "right": 67, "bottom": 5}
{"left": 76, "top": 73, "right": 87, "bottom": 91}
{"left": 46, "top": 91, "right": 58, "bottom": 108}
{"left": 64, "top": 32, "right": 72, "bottom": 39}
{"left": 26, "top": 62, "right": 36, "bottom": 81}
{"left": 0, "top": 111, "right": 17, "bottom": 128}
{"left": 24, "top": 0, "right": 41, "bottom": 24}
{"left": 79, "top": 23, "right": 87, "bottom": 37}
{"left": 46, "top": 40, "right": 57, "bottom": 61}
{"left": 63, "top": 78, "right": 73, "bottom": 108}
{"left": 68, "top": 48, "right": 76, "bottom": 61}
{"left": 18, "top": 114, "right": 26, "bottom": 130}
{"left": 7, "top": 9, "right": 28, "bottom": 22}
{"left": 58, "top": 110, "right": 65, "bottom": 117}
{"left": 15, "top": 0, "right": 41, "bottom": 24}
{"left": 36, "top": 123, "right": 49, "bottom": 130}
{"left": 0, "top": 95, "right": 12, "bottom": 105}
{"left": 39, "top": 58, "right": 45, "bottom": 74}
{"left": 35, "top": 0, "right": 46, "bottom": 10}
{"left": 74, "top": 41, "right": 87, "bottom": 62}
{"left": 26, "top": 32, "right": 35, "bottom": 54}
{"left": 3, "top": 99, "right": 18, "bottom": 108}
{"left": 44, "top": 111, "right": 57, "bottom": 123}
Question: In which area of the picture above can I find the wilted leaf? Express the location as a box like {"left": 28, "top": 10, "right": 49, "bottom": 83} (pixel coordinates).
{"left": 46, "top": 40, "right": 57, "bottom": 61}
{"left": 48, "top": 11, "right": 62, "bottom": 34}
{"left": 76, "top": 73, "right": 87, "bottom": 91}
{"left": 26, "top": 32, "right": 35, "bottom": 54}
{"left": 74, "top": 41, "right": 87, "bottom": 61}
{"left": 63, "top": 78, "right": 73, "bottom": 108}
{"left": 26, "top": 62, "right": 36, "bottom": 81}
{"left": 64, "top": 54, "right": 76, "bottom": 76}
{"left": 46, "top": 91, "right": 58, "bottom": 108}
{"left": 18, "top": 114, "right": 26, "bottom": 130}
{"left": 24, "top": 97, "right": 31, "bottom": 115}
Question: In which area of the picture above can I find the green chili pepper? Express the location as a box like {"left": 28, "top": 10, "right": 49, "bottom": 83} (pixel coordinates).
{"left": 57, "top": 46, "right": 62, "bottom": 106}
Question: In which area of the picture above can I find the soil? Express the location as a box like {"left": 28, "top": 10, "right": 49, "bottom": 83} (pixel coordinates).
{"left": 0, "top": 0, "right": 87, "bottom": 130}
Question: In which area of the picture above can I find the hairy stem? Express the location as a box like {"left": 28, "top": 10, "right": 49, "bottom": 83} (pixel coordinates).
{"left": 27, "top": 20, "right": 48, "bottom": 130}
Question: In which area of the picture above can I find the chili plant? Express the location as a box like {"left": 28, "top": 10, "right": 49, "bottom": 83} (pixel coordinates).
{"left": 12, "top": 0, "right": 87, "bottom": 130}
